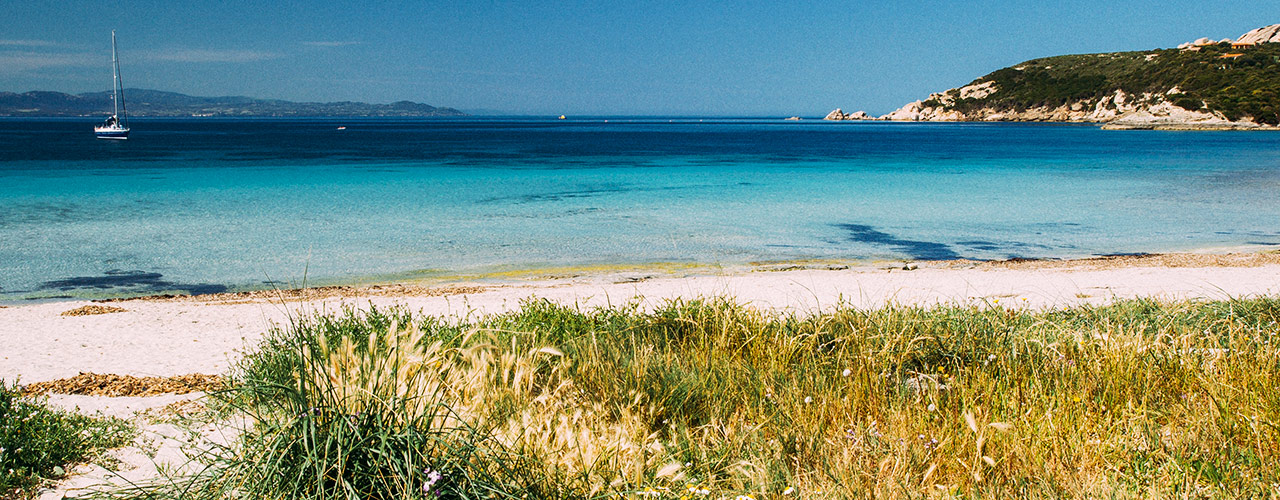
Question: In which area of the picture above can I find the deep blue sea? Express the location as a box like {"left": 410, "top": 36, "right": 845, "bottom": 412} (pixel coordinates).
{"left": 3, "top": 117, "right": 1280, "bottom": 301}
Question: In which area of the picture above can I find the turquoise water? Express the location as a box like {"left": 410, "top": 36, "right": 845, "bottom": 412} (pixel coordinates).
{"left": 2, "top": 118, "right": 1279, "bottom": 300}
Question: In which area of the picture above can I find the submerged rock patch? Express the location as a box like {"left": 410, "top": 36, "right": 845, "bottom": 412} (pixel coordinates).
{"left": 37, "top": 269, "right": 228, "bottom": 296}
{"left": 835, "top": 223, "right": 963, "bottom": 260}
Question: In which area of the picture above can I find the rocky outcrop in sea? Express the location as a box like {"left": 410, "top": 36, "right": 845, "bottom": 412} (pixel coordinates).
{"left": 823, "top": 108, "right": 874, "bottom": 121}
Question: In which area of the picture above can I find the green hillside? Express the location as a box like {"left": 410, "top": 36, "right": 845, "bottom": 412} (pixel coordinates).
{"left": 928, "top": 42, "right": 1280, "bottom": 125}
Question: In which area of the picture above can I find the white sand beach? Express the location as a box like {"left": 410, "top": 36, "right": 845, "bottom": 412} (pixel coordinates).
{"left": 6, "top": 253, "right": 1280, "bottom": 385}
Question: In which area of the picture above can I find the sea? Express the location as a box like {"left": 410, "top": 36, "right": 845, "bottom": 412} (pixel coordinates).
{"left": 2, "top": 117, "right": 1279, "bottom": 301}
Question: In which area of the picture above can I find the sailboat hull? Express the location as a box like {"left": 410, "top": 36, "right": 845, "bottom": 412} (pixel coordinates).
{"left": 96, "top": 31, "right": 130, "bottom": 140}
{"left": 94, "top": 127, "right": 130, "bottom": 140}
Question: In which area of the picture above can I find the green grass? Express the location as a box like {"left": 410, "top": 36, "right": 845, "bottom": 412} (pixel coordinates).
{"left": 0, "top": 383, "right": 135, "bottom": 498}
{"left": 108, "top": 297, "right": 1280, "bottom": 499}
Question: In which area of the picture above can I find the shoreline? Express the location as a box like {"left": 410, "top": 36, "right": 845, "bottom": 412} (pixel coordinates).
{"left": 4, "top": 249, "right": 1280, "bottom": 385}
{"left": 827, "top": 117, "right": 1280, "bottom": 131}
{"left": 9, "top": 244, "right": 1280, "bottom": 306}
{"left": 83, "top": 248, "right": 1280, "bottom": 305}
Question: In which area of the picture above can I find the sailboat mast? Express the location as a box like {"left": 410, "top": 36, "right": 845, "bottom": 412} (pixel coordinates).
{"left": 111, "top": 30, "right": 127, "bottom": 126}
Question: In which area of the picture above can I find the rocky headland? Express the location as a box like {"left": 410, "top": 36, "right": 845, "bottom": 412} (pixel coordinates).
{"left": 827, "top": 24, "right": 1280, "bottom": 130}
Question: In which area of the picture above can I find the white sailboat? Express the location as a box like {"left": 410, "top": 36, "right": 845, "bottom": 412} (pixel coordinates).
{"left": 94, "top": 30, "right": 130, "bottom": 140}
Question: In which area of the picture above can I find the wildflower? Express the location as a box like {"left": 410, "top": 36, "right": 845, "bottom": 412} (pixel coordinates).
{"left": 639, "top": 486, "right": 662, "bottom": 497}
{"left": 1073, "top": 396, "right": 1082, "bottom": 403}
{"left": 804, "top": 396, "right": 813, "bottom": 404}
{"left": 734, "top": 496, "right": 755, "bottom": 500}
{"left": 422, "top": 468, "right": 443, "bottom": 494}
{"left": 783, "top": 486, "right": 796, "bottom": 495}
{"left": 927, "top": 403, "right": 936, "bottom": 412}
{"left": 842, "top": 368, "right": 852, "bottom": 377}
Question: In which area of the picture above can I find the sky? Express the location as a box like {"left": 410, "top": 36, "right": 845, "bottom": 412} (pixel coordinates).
{"left": 3, "top": 1, "right": 1280, "bottom": 116}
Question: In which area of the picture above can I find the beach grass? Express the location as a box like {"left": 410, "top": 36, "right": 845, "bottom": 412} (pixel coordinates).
{"left": 109, "top": 296, "right": 1279, "bottom": 499}
{"left": 0, "top": 383, "right": 135, "bottom": 497}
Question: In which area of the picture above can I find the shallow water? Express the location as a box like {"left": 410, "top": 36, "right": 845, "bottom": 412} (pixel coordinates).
{"left": 3, "top": 117, "right": 1279, "bottom": 300}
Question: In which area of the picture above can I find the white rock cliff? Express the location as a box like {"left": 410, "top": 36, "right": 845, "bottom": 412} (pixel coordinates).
{"left": 1235, "top": 24, "right": 1280, "bottom": 45}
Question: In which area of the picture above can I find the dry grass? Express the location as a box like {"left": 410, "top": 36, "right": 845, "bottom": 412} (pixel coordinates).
{"left": 60, "top": 305, "right": 127, "bottom": 316}
{"left": 106, "top": 297, "right": 1280, "bottom": 499}
{"left": 23, "top": 373, "right": 222, "bottom": 397}
{"left": 295, "top": 322, "right": 666, "bottom": 497}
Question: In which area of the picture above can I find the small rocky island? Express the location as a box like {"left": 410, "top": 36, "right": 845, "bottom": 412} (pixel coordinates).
{"left": 828, "top": 24, "right": 1280, "bottom": 130}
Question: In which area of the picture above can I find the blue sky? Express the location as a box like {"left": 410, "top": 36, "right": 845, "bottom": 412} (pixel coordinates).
{"left": 3, "top": 1, "right": 1279, "bottom": 115}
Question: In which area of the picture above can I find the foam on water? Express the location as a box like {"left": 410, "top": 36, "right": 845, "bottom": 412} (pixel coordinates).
{"left": 3, "top": 118, "right": 1279, "bottom": 300}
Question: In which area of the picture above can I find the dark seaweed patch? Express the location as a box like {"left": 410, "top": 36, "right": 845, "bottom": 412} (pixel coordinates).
{"left": 956, "top": 240, "right": 1002, "bottom": 251}
{"left": 957, "top": 239, "right": 1056, "bottom": 253}
{"left": 835, "top": 224, "right": 963, "bottom": 260}
{"left": 478, "top": 184, "right": 714, "bottom": 204}
{"left": 0, "top": 202, "right": 84, "bottom": 227}
{"left": 41, "top": 270, "right": 164, "bottom": 289}
{"left": 479, "top": 186, "right": 634, "bottom": 204}
{"left": 1029, "top": 222, "right": 1084, "bottom": 230}
{"left": 485, "top": 207, "right": 604, "bottom": 219}
{"left": 38, "top": 270, "right": 228, "bottom": 296}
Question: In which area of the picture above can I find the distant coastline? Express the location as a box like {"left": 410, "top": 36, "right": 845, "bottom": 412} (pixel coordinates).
{"left": 0, "top": 89, "right": 465, "bottom": 117}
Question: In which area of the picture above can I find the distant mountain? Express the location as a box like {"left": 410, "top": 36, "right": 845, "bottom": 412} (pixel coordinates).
{"left": 0, "top": 89, "right": 465, "bottom": 117}
{"left": 830, "top": 23, "right": 1280, "bottom": 130}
